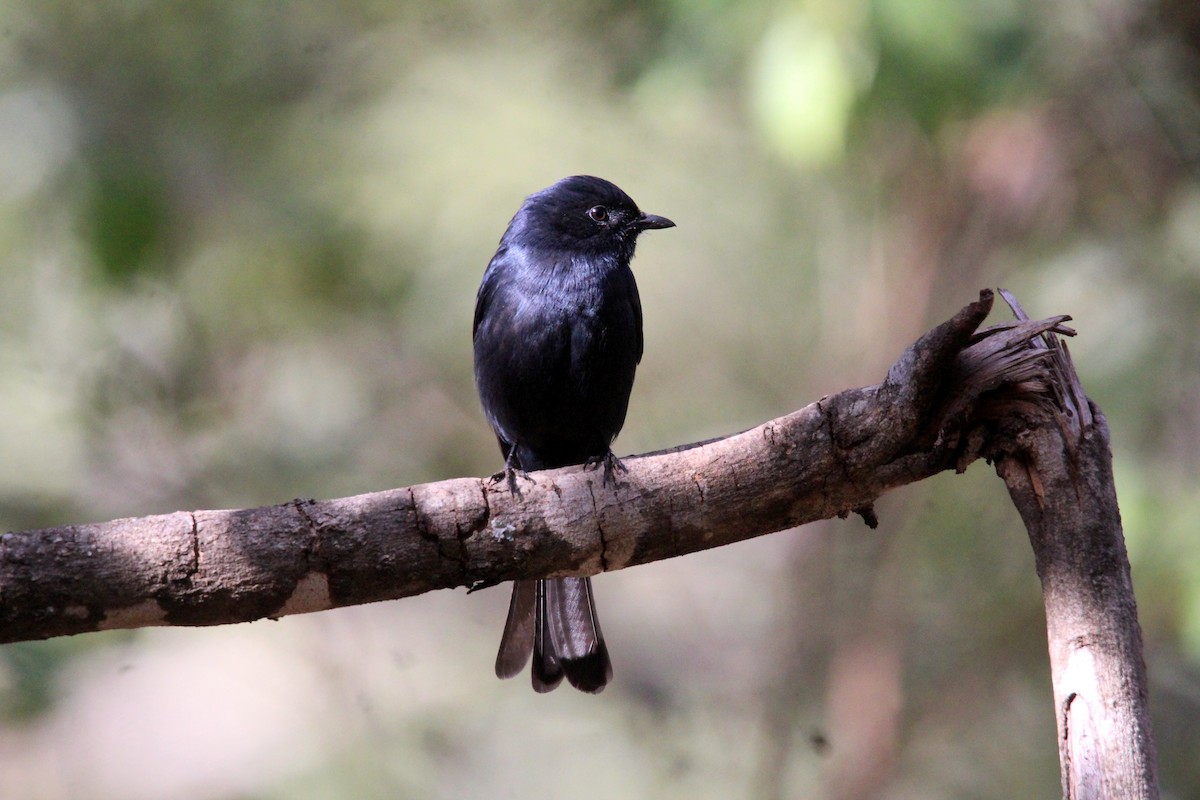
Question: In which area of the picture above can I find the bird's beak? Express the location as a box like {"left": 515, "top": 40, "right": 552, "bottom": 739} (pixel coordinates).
{"left": 636, "top": 213, "right": 676, "bottom": 230}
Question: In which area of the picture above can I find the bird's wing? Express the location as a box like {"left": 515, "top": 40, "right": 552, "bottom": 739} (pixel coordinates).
{"left": 632, "top": 285, "right": 644, "bottom": 364}
{"left": 472, "top": 249, "right": 508, "bottom": 337}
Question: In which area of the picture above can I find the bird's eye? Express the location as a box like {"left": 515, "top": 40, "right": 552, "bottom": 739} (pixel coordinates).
{"left": 587, "top": 205, "right": 609, "bottom": 223}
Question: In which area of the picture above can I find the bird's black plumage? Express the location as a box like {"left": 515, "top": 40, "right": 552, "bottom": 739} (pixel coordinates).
{"left": 473, "top": 175, "right": 673, "bottom": 692}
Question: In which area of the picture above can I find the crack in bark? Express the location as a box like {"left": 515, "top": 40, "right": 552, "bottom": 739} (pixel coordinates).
{"left": 408, "top": 487, "right": 433, "bottom": 543}
{"left": 409, "top": 487, "right": 469, "bottom": 580}
{"left": 1062, "top": 691, "right": 1077, "bottom": 799}
{"left": 762, "top": 422, "right": 777, "bottom": 448}
{"left": 817, "top": 399, "right": 859, "bottom": 513}
{"left": 478, "top": 480, "right": 492, "bottom": 533}
{"left": 181, "top": 512, "right": 200, "bottom": 586}
{"left": 586, "top": 482, "right": 610, "bottom": 573}
{"left": 291, "top": 498, "right": 323, "bottom": 571}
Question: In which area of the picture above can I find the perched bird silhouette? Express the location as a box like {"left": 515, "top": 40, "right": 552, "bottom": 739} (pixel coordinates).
{"left": 473, "top": 175, "right": 674, "bottom": 692}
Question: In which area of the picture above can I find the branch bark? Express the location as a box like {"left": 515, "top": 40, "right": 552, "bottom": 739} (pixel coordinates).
{"left": 0, "top": 288, "right": 1159, "bottom": 795}
{"left": 983, "top": 290, "right": 1158, "bottom": 799}
{"left": 3, "top": 289, "right": 1040, "bottom": 642}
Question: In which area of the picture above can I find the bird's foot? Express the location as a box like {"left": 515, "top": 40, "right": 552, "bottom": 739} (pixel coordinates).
{"left": 493, "top": 444, "right": 535, "bottom": 496}
{"left": 585, "top": 450, "right": 628, "bottom": 488}
{"left": 489, "top": 465, "right": 535, "bottom": 496}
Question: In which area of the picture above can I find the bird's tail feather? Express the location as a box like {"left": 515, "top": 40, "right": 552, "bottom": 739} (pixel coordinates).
{"left": 533, "top": 579, "right": 564, "bottom": 692}
{"left": 547, "top": 576, "right": 612, "bottom": 692}
{"left": 494, "top": 580, "right": 536, "bottom": 679}
{"left": 494, "top": 577, "right": 611, "bottom": 693}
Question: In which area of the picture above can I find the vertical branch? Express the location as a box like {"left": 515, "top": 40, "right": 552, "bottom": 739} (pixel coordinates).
{"left": 992, "top": 291, "right": 1158, "bottom": 799}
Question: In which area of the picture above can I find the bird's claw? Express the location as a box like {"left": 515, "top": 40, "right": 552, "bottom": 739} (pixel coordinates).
{"left": 489, "top": 466, "right": 535, "bottom": 496}
{"left": 585, "top": 450, "right": 628, "bottom": 488}
{"left": 490, "top": 444, "right": 537, "bottom": 496}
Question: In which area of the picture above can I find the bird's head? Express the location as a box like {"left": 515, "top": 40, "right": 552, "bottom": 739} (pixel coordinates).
{"left": 505, "top": 175, "right": 674, "bottom": 259}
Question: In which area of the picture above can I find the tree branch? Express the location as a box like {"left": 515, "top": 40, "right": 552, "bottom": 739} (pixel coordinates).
{"left": 1, "top": 289, "right": 1063, "bottom": 645}
{"left": 984, "top": 290, "right": 1158, "bottom": 799}
{"left": 0, "top": 288, "right": 1159, "bottom": 796}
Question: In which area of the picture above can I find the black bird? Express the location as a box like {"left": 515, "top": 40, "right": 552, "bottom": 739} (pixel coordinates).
{"left": 473, "top": 175, "right": 674, "bottom": 692}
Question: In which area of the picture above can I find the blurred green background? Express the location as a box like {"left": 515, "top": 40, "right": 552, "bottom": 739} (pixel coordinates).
{"left": 1, "top": 1, "right": 1198, "bottom": 797}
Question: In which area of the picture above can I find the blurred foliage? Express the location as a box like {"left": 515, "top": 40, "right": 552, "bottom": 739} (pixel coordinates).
{"left": 1, "top": 0, "right": 1198, "bottom": 798}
